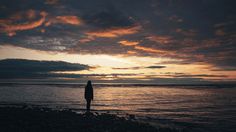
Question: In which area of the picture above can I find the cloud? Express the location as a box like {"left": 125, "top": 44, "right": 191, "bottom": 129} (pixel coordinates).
{"left": 46, "top": 16, "right": 82, "bottom": 26}
{"left": 83, "top": 8, "right": 136, "bottom": 29}
{"left": 0, "top": 7, "right": 83, "bottom": 37}
{"left": 210, "top": 66, "right": 236, "bottom": 71}
{"left": 145, "top": 66, "right": 166, "bottom": 69}
{"left": 134, "top": 46, "right": 165, "bottom": 54}
{"left": 155, "top": 60, "right": 192, "bottom": 65}
{"left": 168, "top": 15, "right": 183, "bottom": 23}
{"left": 85, "top": 25, "right": 141, "bottom": 38}
{"left": 0, "top": 59, "right": 90, "bottom": 79}
{"left": 146, "top": 35, "right": 174, "bottom": 44}
{"left": 56, "top": 16, "right": 82, "bottom": 25}
{"left": 112, "top": 65, "right": 166, "bottom": 70}
{"left": 159, "top": 72, "right": 228, "bottom": 78}
{"left": 45, "top": 0, "right": 58, "bottom": 5}
{"left": 127, "top": 51, "right": 137, "bottom": 54}
{"left": 2, "top": 9, "right": 37, "bottom": 22}
{"left": 214, "top": 21, "right": 235, "bottom": 28}
{"left": 0, "top": 11, "right": 47, "bottom": 35}
{"left": 215, "top": 29, "right": 226, "bottom": 36}
{"left": 0, "top": 0, "right": 236, "bottom": 73}
{"left": 118, "top": 40, "right": 139, "bottom": 46}
{"left": 112, "top": 67, "right": 140, "bottom": 70}
{"left": 0, "top": 59, "right": 147, "bottom": 79}
{"left": 173, "top": 74, "right": 228, "bottom": 78}
{"left": 106, "top": 77, "right": 209, "bottom": 85}
{"left": 78, "top": 73, "right": 139, "bottom": 77}
{"left": 78, "top": 36, "right": 95, "bottom": 43}
{"left": 25, "top": 9, "right": 37, "bottom": 20}
{"left": 175, "top": 28, "right": 197, "bottom": 37}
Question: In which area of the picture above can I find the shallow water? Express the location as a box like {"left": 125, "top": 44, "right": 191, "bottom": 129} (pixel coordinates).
{"left": 0, "top": 84, "right": 236, "bottom": 132}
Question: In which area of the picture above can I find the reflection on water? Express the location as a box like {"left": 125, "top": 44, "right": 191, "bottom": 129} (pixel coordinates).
{"left": 0, "top": 84, "right": 236, "bottom": 131}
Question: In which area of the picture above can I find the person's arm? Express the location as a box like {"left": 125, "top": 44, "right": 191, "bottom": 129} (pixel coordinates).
{"left": 91, "top": 87, "right": 94, "bottom": 100}
{"left": 84, "top": 86, "right": 87, "bottom": 99}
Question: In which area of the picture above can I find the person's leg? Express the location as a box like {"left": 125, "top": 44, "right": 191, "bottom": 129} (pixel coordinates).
{"left": 86, "top": 99, "right": 91, "bottom": 111}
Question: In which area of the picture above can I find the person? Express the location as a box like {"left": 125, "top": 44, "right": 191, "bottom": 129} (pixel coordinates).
{"left": 84, "top": 80, "right": 93, "bottom": 112}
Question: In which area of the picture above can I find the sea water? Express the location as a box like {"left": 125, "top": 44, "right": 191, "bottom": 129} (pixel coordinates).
{"left": 0, "top": 84, "right": 235, "bottom": 132}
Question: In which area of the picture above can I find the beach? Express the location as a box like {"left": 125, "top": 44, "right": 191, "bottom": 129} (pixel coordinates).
{"left": 0, "top": 106, "right": 182, "bottom": 132}
{"left": 0, "top": 84, "right": 236, "bottom": 132}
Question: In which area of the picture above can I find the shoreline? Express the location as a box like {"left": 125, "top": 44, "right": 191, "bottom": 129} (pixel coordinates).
{"left": 0, "top": 105, "right": 183, "bottom": 132}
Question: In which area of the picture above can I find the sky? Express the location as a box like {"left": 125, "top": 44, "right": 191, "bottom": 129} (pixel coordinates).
{"left": 0, "top": 0, "right": 236, "bottom": 84}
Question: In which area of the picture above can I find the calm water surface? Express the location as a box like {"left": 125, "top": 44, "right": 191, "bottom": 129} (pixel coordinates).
{"left": 0, "top": 84, "right": 236, "bottom": 132}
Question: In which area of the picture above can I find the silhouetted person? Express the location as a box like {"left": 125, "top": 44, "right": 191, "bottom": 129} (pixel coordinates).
{"left": 84, "top": 80, "right": 93, "bottom": 112}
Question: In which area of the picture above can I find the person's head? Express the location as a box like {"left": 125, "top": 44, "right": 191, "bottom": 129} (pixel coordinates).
{"left": 87, "top": 80, "right": 92, "bottom": 85}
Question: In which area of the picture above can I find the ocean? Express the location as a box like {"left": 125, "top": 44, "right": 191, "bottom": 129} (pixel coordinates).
{"left": 0, "top": 83, "right": 236, "bottom": 132}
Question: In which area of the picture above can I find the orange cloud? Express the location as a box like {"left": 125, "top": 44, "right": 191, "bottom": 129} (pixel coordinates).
{"left": 169, "top": 15, "right": 183, "bottom": 23}
{"left": 79, "top": 36, "right": 95, "bottom": 43}
{"left": 9, "top": 13, "right": 23, "bottom": 21}
{"left": 40, "top": 29, "right": 46, "bottom": 33}
{"left": 134, "top": 46, "right": 165, "bottom": 53}
{"left": 175, "top": 28, "right": 197, "bottom": 37}
{"left": 0, "top": 12, "right": 83, "bottom": 36}
{"left": 85, "top": 25, "right": 141, "bottom": 38}
{"left": 119, "top": 40, "right": 139, "bottom": 46}
{"left": 127, "top": 51, "right": 137, "bottom": 54}
{"left": 147, "top": 35, "right": 173, "bottom": 44}
{"left": 1, "top": 11, "right": 47, "bottom": 35}
{"left": 215, "top": 29, "right": 226, "bottom": 36}
{"left": 44, "top": 15, "right": 82, "bottom": 27}
{"left": 26, "top": 9, "right": 36, "bottom": 20}
{"left": 214, "top": 21, "right": 234, "bottom": 28}
{"left": 7, "top": 32, "right": 16, "bottom": 37}
{"left": 1, "top": 9, "right": 37, "bottom": 25}
{"left": 56, "top": 16, "right": 82, "bottom": 25}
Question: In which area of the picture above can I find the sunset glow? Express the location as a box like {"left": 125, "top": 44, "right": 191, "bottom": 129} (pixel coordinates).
{"left": 0, "top": 0, "right": 235, "bottom": 84}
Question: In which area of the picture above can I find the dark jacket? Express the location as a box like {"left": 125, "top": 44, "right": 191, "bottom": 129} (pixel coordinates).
{"left": 84, "top": 82, "right": 93, "bottom": 100}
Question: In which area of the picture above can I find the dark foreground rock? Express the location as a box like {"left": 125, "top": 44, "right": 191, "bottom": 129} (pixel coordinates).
{"left": 0, "top": 106, "right": 181, "bottom": 132}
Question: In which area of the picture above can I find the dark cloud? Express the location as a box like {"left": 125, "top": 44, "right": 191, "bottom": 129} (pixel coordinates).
{"left": 106, "top": 77, "right": 210, "bottom": 85}
{"left": 0, "top": 59, "right": 231, "bottom": 83}
{"left": 0, "top": 0, "right": 236, "bottom": 71}
{"left": 173, "top": 74, "right": 228, "bottom": 78}
{"left": 112, "top": 65, "right": 166, "bottom": 70}
{"left": 0, "top": 59, "right": 144, "bottom": 79}
{"left": 83, "top": 7, "right": 135, "bottom": 29}
{"left": 211, "top": 67, "right": 236, "bottom": 71}
{"left": 155, "top": 60, "right": 192, "bottom": 65}
{"left": 0, "top": 59, "right": 90, "bottom": 79}
{"left": 145, "top": 66, "right": 166, "bottom": 69}
{"left": 159, "top": 72, "right": 228, "bottom": 78}
{"left": 77, "top": 73, "right": 140, "bottom": 77}
{"left": 112, "top": 67, "right": 140, "bottom": 70}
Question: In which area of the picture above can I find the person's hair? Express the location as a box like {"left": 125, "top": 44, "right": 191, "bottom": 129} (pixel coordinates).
{"left": 87, "top": 80, "right": 92, "bottom": 86}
